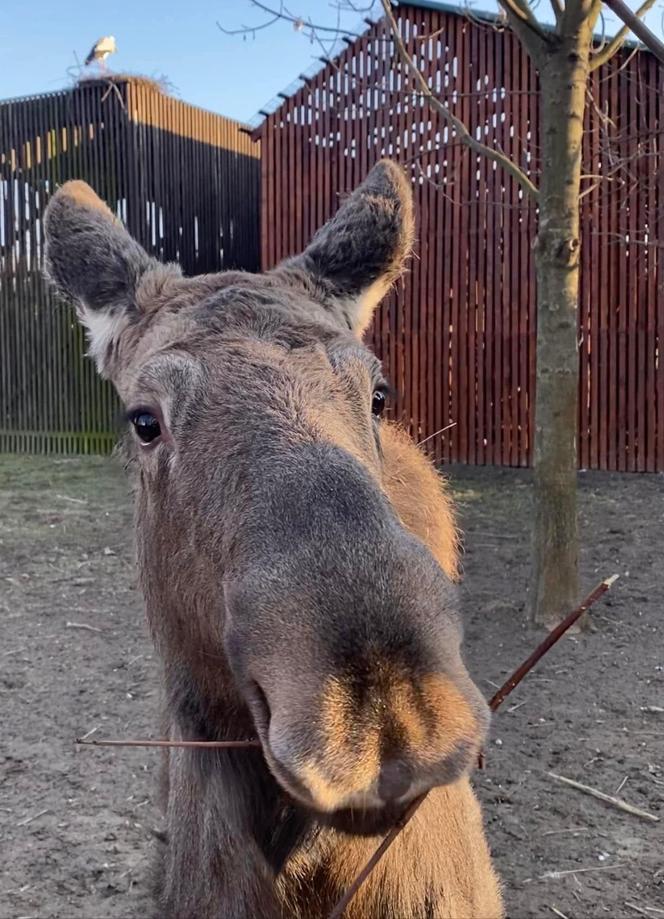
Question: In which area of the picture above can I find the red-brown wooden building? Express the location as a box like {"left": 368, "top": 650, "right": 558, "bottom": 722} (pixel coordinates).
{"left": 252, "top": 1, "right": 664, "bottom": 472}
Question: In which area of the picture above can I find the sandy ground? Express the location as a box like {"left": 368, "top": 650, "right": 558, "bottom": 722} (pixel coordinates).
{"left": 1, "top": 454, "right": 662, "bottom": 919}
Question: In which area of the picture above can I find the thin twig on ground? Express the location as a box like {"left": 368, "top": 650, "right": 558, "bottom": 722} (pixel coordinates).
{"left": 615, "top": 775, "right": 628, "bottom": 794}
{"left": 78, "top": 726, "right": 100, "bottom": 741}
{"left": 55, "top": 494, "right": 87, "bottom": 505}
{"left": 507, "top": 700, "right": 528, "bottom": 713}
{"left": 16, "top": 809, "right": 49, "bottom": 827}
{"left": 548, "top": 772, "right": 660, "bottom": 823}
{"left": 626, "top": 903, "right": 664, "bottom": 917}
{"left": 626, "top": 903, "right": 650, "bottom": 917}
{"left": 549, "top": 906, "right": 571, "bottom": 919}
{"left": 643, "top": 771, "right": 664, "bottom": 787}
{"left": 540, "top": 863, "right": 626, "bottom": 879}
{"left": 65, "top": 621, "right": 103, "bottom": 633}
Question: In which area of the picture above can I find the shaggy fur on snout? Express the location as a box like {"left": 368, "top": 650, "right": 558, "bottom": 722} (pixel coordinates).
{"left": 44, "top": 160, "right": 503, "bottom": 919}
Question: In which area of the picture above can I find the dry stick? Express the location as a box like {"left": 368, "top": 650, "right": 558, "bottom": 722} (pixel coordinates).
{"left": 327, "top": 793, "right": 427, "bottom": 919}
{"left": 416, "top": 421, "right": 457, "bottom": 448}
{"left": 16, "top": 809, "right": 49, "bottom": 828}
{"left": 626, "top": 903, "right": 664, "bottom": 917}
{"left": 487, "top": 574, "right": 619, "bottom": 713}
{"left": 540, "top": 863, "right": 626, "bottom": 879}
{"left": 626, "top": 904, "right": 652, "bottom": 918}
{"left": 602, "top": 0, "right": 664, "bottom": 65}
{"left": 328, "top": 574, "right": 619, "bottom": 919}
{"left": 549, "top": 907, "right": 571, "bottom": 919}
{"left": 75, "top": 737, "right": 261, "bottom": 750}
{"left": 548, "top": 772, "right": 660, "bottom": 823}
{"left": 477, "top": 573, "right": 619, "bottom": 768}
{"left": 78, "top": 725, "right": 100, "bottom": 742}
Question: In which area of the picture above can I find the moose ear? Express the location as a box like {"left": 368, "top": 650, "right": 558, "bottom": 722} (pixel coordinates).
{"left": 44, "top": 181, "right": 157, "bottom": 375}
{"left": 281, "top": 159, "right": 414, "bottom": 335}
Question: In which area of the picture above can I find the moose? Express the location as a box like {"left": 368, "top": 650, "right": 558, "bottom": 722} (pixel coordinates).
{"left": 45, "top": 161, "right": 502, "bottom": 918}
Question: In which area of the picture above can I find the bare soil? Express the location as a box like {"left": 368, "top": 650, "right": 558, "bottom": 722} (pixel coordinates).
{"left": 1, "top": 455, "right": 662, "bottom": 919}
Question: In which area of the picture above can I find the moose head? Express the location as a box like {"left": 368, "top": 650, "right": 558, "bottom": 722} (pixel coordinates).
{"left": 45, "top": 161, "right": 489, "bottom": 836}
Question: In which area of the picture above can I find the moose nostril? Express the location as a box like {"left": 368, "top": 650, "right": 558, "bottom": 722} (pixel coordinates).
{"left": 377, "top": 759, "right": 413, "bottom": 803}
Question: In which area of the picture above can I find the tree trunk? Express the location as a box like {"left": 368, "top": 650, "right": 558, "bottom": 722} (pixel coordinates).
{"left": 531, "top": 22, "right": 595, "bottom": 627}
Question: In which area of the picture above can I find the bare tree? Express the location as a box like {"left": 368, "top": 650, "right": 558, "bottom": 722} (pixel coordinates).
{"left": 222, "top": 0, "right": 659, "bottom": 627}
{"left": 387, "top": 0, "right": 658, "bottom": 628}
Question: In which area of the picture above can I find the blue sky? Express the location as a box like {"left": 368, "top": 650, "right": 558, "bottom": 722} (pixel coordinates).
{"left": 2, "top": 0, "right": 661, "bottom": 124}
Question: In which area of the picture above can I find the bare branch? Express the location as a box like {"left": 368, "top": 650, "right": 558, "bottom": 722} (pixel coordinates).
{"left": 486, "top": 575, "right": 619, "bottom": 712}
{"left": 250, "top": 0, "right": 360, "bottom": 35}
{"left": 601, "top": 0, "right": 664, "bottom": 64}
{"left": 333, "top": 0, "right": 375, "bottom": 13}
{"left": 563, "top": 0, "right": 603, "bottom": 34}
{"left": 380, "top": 0, "right": 540, "bottom": 202}
{"left": 548, "top": 772, "right": 660, "bottom": 822}
{"left": 498, "top": 0, "right": 548, "bottom": 32}
{"left": 496, "top": 0, "right": 552, "bottom": 50}
{"left": 594, "top": 10, "right": 608, "bottom": 55}
{"left": 549, "top": 0, "right": 565, "bottom": 23}
{"left": 590, "top": 0, "right": 657, "bottom": 70}
{"left": 597, "top": 40, "right": 639, "bottom": 78}
{"left": 217, "top": 0, "right": 368, "bottom": 41}
{"left": 216, "top": 10, "right": 281, "bottom": 36}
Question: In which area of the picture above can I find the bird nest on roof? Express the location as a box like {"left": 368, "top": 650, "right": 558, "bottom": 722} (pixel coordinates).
{"left": 75, "top": 72, "right": 174, "bottom": 95}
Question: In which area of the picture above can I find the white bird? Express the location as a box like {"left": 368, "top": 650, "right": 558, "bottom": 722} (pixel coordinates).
{"left": 84, "top": 36, "right": 117, "bottom": 69}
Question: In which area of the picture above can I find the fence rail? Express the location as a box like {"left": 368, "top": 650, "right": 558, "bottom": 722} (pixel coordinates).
{"left": 1, "top": 79, "right": 260, "bottom": 455}
{"left": 256, "top": 6, "right": 664, "bottom": 472}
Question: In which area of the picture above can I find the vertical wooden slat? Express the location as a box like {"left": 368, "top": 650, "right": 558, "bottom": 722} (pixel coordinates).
{"left": 393, "top": 14, "right": 408, "bottom": 429}
{"left": 646, "top": 55, "right": 658, "bottom": 472}
{"left": 483, "top": 28, "right": 496, "bottom": 466}
{"left": 518, "top": 36, "right": 530, "bottom": 467}
{"left": 657, "top": 67, "right": 664, "bottom": 471}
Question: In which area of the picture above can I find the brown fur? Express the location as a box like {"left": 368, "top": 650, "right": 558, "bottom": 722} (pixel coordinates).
{"left": 44, "top": 161, "right": 503, "bottom": 918}
{"left": 280, "top": 783, "right": 500, "bottom": 918}
{"left": 381, "top": 422, "right": 459, "bottom": 580}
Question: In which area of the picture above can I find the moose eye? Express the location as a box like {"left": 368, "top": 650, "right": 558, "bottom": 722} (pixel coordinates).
{"left": 129, "top": 410, "right": 162, "bottom": 445}
{"left": 371, "top": 389, "right": 387, "bottom": 417}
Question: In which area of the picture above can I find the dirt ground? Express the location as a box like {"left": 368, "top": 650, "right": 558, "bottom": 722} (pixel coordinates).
{"left": 1, "top": 454, "right": 662, "bottom": 919}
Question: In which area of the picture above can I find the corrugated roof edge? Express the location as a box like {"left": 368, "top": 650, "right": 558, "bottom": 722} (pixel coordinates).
{"left": 402, "top": 0, "right": 645, "bottom": 44}
{"left": 248, "top": 0, "right": 649, "bottom": 137}
{"left": 248, "top": 12, "right": 378, "bottom": 140}
{"left": 247, "top": 11, "right": 373, "bottom": 136}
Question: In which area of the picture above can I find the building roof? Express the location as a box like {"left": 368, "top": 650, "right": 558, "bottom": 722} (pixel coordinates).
{"left": 248, "top": 0, "right": 647, "bottom": 135}
{"left": 0, "top": 75, "right": 254, "bottom": 133}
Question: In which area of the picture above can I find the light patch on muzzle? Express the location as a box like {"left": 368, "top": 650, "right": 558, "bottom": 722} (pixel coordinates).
{"left": 295, "top": 670, "right": 479, "bottom": 813}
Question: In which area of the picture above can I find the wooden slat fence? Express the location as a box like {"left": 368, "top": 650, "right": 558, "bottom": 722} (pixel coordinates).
{"left": 256, "top": 5, "right": 664, "bottom": 472}
{"left": 0, "top": 79, "right": 260, "bottom": 455}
